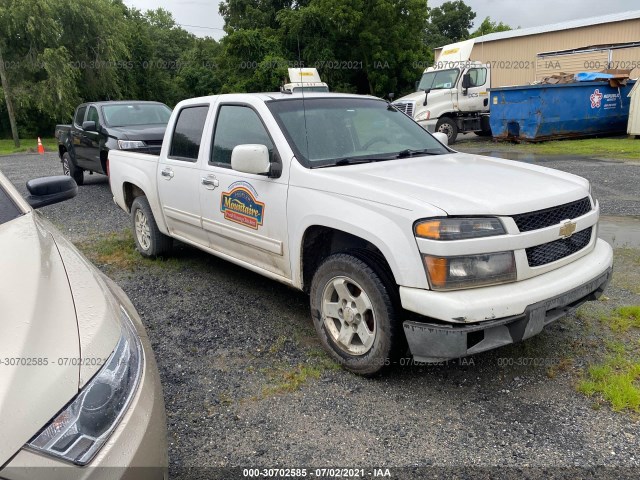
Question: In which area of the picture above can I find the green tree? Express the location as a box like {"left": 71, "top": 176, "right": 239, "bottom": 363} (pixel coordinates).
{"left": 425, "top": 0, "right": 476, "bottom": 49}
{"left": 470, "top": 16, "right": 512, "bottom": 38}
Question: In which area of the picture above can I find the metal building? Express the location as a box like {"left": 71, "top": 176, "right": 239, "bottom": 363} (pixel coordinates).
{"left": 435, "top": 11, "right": 640, "bottom": 87}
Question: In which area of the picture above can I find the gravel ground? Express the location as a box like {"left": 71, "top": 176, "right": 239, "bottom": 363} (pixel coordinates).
{"left": 1, "top": 152, "right": 639, "bottom": 479}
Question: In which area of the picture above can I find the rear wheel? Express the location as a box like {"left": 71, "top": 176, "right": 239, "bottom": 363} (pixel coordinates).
{"left": 310, "top": 253, "right": 401, "bottom": 376}
{"left": 62, "top": 152, "right": 84, "bottom": 186}
{"left": 436, "top": 116, "right": 458, "bottom": 144}
{"left": 131, "top": 196, "right": 172, "bottom": 257}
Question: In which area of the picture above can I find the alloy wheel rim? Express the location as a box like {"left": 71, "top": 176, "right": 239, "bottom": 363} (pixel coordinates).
{"left": 322, "top": 276, "right": 376, "bottom": 355}
{"left": 134, "top": 209, "right": 151, "bottom": 251}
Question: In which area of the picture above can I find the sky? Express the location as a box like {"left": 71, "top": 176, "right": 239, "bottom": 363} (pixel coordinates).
{"left": 125, "top": 0, "right": 639, "bottom": 40}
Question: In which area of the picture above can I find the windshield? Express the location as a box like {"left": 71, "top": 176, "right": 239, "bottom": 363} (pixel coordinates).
{"left": 0, "top": 184, "right": 23, "bottom": 225}
{"left": 267, "top": 97, "right": 449, "bottom": 168}
{"left": 102, "top": 103, "right": 172, "bottom": 127}
{"left": 417, "top": 68, "right": 460, "bottom": 91}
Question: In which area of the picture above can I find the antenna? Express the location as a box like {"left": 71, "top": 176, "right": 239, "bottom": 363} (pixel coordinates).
{"left": 298, "top": 35, "right": 310, "bottom": 160}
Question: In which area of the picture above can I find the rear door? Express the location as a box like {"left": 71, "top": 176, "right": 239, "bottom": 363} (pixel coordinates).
{"left": 156, "top": 104, "right": 211, "bottom": 247}
{"left": 198, "top": 102, "right": 291, "bottom": 279}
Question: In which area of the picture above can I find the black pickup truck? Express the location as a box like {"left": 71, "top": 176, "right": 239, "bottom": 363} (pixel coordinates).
{"left": 55, "top": 101, "right": 171, "bottom": 185}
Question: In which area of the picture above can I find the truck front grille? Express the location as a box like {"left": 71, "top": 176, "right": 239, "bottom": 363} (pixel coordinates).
{"left": 393, "top": 101, "right": 415, "bottom": 118}
{"left": 513, "top": 197, "right": 592, "bottom": 232}
{"left": 526, "top": 227, "right": 592, "bottom": 267}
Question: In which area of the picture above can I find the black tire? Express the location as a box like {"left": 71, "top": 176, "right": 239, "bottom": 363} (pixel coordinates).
{"left": 62, "top": 152, "right": 84, "bottom": 186}
{"left": 310, "top": 253, "right": 401, "bottom": 376}
{"left": 131, "top": 196, "right": 172, "bottom": 258}
{"left": 436, "top": 116, "right": 458, "bottom": 144}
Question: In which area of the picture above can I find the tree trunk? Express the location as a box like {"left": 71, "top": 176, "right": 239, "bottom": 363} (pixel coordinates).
{"left": 0, "top": 45, "right": 20, "bottom": 148}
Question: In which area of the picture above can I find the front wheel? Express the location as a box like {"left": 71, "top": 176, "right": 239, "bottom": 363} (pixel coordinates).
{"left": 310, "top": 253, "right": 401, "bottom": 376}
{"left": 436, "top": 117, "right": 458, "bottom": 144}
{"left": 131, "top": 196, "right": 172, "bottom": 257}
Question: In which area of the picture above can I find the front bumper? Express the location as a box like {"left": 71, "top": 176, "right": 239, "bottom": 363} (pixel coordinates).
{"left": 0, "top": 278, "right": 168, "bottom": 480}
{"left": 402, "top": 239, "right": 613, "bottom": 363}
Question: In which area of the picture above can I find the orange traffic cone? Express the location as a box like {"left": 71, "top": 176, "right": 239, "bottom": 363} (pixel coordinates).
{"left": 37, "top": 137, "right": 45, "bottom": 154}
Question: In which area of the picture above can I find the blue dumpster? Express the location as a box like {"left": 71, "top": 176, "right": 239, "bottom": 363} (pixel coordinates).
{"left": 489, "top": 80, "right": 636, "bottom": 141}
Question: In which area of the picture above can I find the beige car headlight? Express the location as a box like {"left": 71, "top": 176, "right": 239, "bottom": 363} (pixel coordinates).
{"left": 424, "top": 251, "right": 516, "bottom": 291}
{"left": 26, "top": 307, "right": 142, "bottom": 465}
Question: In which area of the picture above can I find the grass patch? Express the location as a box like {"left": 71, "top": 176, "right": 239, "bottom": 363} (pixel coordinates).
{"left": 77, "top": 230, "right": 182, "bottom": 272}
{"left": 0, "top": 138, "right": 57, "bottom": 155}
{"left": 578, "top": 348, "right": 640, "bottom": 412}
{"left": 602, "top": 306, "right": 640, "bottom": 333}
{"left": 611, "top": 248, "right": 640, "bottom": 294}
{"left": 262, "top": 363, "right": 323, "bottom": 396}
{"left": 476, "top": 137, "right": 640, "bottom": 160}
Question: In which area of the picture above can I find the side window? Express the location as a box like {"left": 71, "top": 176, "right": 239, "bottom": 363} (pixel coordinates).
{"left": 469, "top": 68, "right": 487, "bottom": 87}
{"left": 74, "top": 106, "right": 87, "bottom": 127}
{"left": 211, "top": 105, "right": 275, "bottom": 167}
{"left": 169, "top": 105, "right": 209, "bottom": 161}
{"left": 86, "top": 106, "right": 99, "bottom": 125}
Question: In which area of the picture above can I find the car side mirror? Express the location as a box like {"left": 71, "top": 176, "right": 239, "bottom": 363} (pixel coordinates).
{"left": 433, "top": 132, "right": 448, "bottom": 146}
{"left": 462, "top": 73, "right": 472, "bottom": 95}
{"left": 82, "top": 120, "right": 97, "bottom": 132}
{"left": 25, "top": 176, "right": 78, "bottom": 209}
{"left": 231, "top": 145, "right": 273, "bottom": 176}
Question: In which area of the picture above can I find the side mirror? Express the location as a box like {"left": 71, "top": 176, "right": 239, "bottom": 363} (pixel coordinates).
{"left": 433, "top": 132, "right": 448, "bottom": 146}
{"left": 462, "top": 73, "right": 472, "bottom": 95}
{"left": 231, "top": 144, "right": 272, "bottom": 176}
{"left": 82, "top": 120, "right": 97, "bottom": 132}
{"left": 388, "top": 92, "right": 395, "bottom": 101}
{"left": 25, "top": 176, "right": 78, "bottom": 209}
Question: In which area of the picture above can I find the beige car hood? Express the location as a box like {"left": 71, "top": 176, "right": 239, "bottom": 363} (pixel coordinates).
{"left": 0, "top": 213, "right": 122, "bottom": 467}
{"left": 0, "top": 214, "right": 80, "bottom": 465}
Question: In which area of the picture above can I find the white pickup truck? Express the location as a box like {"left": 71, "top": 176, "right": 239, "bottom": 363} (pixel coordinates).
{"left": 109, "top": 92, "right": 613, "bottom": 375}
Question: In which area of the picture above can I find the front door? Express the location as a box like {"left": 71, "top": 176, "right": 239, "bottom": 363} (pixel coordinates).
{"left": 198, "top": 103, "right": 290, "bottom": 279}
{"left": 75, "top": 105, "right": 102, "bottom": 171}
{"left": 156, "top": 104, "right": 211, "bottom": 247}
{"left": 457, "top": 67, "right": 489, "bottom": 112}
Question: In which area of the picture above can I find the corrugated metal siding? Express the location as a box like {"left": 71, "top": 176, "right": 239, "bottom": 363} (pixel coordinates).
{"left": 612, "top": 46, "right": 640, "bottom": 79}
{"left": 435, "top": 19, "right": 640, "bottom": 87}
{"left": 535, "top": 51, "right": 609, "bottom": 80}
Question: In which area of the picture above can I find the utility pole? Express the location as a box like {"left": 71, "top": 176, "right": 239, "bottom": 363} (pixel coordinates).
{"left": 0, "top": 44, "right": 20, "bottom": 148}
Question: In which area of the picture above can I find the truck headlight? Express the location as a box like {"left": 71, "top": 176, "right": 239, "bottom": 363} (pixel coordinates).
{"left": 424, "top": 251, "right": 516, "bottom": 291}
{"left": 415, "top": 110, "right": 430, "bottom": 121}
{"left": 117, "top": 140, "right": 146, "bottom": 150}
{"left": 26, "top": 307, "right": 142, "bottom": 465}
{"left": 415, "top": 217, "right": 505, "bottom": 240}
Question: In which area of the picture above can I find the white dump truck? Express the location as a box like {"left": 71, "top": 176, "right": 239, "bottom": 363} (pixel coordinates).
{"left": 109, "top": 92, "right": 612, "bottom": 375}
{"left": 393, "top": 39, "right": 492, "bottom": 144}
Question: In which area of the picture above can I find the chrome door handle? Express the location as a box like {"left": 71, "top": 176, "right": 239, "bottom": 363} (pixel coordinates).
{"left": 201, "top": 176, "right": 219, "bottom": 189}
{"left": 161, "top": 168, "right": 174, "bottom": 179}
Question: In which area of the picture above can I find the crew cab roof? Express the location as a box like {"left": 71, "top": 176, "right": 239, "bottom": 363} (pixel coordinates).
{"left": 176, "top": 92, "right": 382, "bottom": 106}
{"left": 76, "top": 100, "right": 168, "bottom": 108}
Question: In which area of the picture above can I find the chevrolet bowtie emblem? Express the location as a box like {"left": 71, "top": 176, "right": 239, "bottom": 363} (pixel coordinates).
{"left": 559, "top": 220, "right": 577, "bottom": 238}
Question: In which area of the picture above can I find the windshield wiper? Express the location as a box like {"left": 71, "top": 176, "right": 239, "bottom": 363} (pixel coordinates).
{"left": 396, "top": 149, "right": 442, "bottom": 158}
{"left": 315, "top": 155, "right": 397, "bottom": 168}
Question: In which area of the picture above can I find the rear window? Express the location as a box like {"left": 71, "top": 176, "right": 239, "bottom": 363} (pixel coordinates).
{"left": 0, "top": 185, "right": 23, "bottom": 225}
{"left": 169, "top": 106, "right": 209, "bottom": 161}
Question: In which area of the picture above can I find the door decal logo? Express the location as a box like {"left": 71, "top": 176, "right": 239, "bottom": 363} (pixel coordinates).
{"left": 220, "top": 183, "right": 265, "bottom": 230}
